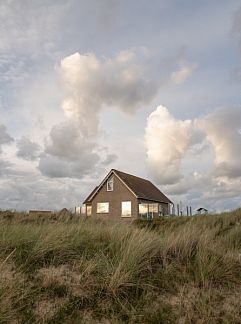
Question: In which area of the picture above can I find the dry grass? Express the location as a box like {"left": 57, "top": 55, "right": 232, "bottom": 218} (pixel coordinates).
{"left": 0, "top": 209, "right": 240, "bottom": 323}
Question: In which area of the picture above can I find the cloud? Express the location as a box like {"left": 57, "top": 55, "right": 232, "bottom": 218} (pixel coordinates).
{"left": 0, "top": 124, "right": 13, "bottom": 152}
{"left": 171, "top": 60, "right": 197, "bottom": 85}
{"left": 43, "top": 49, "right": 196, "bottom": 180}
{"left": 0, "top": 1, "right": 68, "bottom": 58}
{"left": 0, "top": 172, "right": 92, "bottom": 211}
{"left": 197, "top": 106, "right": 241, "bottom": 178}
{"left": 16, "top": 136, "right": 42, "bottom": 161}
{"left": 0, "top": 159, "right": 12, "bottom": 177}
{"left": 145, "top": 105, "right": 241, "bottom": 211}
{"left": 39, "top": 49, "right": 166, "bottom": 179}
{"left": 232, "top": 5, "right": 241, "bottom": 45}
{"left": 39, "top": 121, "right": 100, "bottom": 178}
{"left": 59, "top": 50, "right": 160, "bottom": 124}
{"left": 145, "top": 106, "right": 203, "bottom": 185}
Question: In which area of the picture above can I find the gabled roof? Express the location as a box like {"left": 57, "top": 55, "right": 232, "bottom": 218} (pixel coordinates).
{"left": 196, "top": 207, "right": 208, "bottom": 211}
{"left": 114, "top": 169, "right": 172, "bottom": 204}
{"left": 83, "top": 186, "right": 98, "bottom": 204}
{"left": 83, "top": 169, "right": 172, "bottom": 204}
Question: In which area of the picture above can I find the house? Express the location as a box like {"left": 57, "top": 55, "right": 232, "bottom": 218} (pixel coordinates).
{"left": 196, "top": 207, "right": 208, "bottom": 215}
{"left": 81, "top": 169, "right": 173, "bottom": 220}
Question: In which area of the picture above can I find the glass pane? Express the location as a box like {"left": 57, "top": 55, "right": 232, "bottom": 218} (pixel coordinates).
{"left": 139, "top": 203, "right": 148, "bottom": 218}
{"left": 122, "top": 201, "right": 131, "bottom": 217}
{"left": 97, "top": 202, "right": 109, "bottom": 213}
{"left": 87, "top": 205, "right": 92, "bottom": 216}
{"left": 149, "top": 204, "right": 158, "bottom": 213}
{"left": 107, "top": 177, "right": 114, "bottom": 191}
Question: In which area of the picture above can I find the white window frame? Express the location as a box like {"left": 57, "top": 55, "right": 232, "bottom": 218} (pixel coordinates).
{"left": 107, "top": 176, "right": 114, "bottom": 191}
{"left": 97, "top": 202, "right": 109, "bottom": 214}
{"left": 121, "top": 201, "right": 132, "bottom": 217}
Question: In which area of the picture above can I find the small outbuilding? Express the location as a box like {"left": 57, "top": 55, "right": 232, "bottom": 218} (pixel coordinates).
{"left": 196, "top": 207, "right": 208, "bottom": 215}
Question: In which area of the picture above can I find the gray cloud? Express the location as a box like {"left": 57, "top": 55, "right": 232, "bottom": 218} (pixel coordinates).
{"left": 232, "top": 6, "right": 241, "bottom": 44}
{"left": 0, "top": 172, "right": 92, "bottom": 211}
{"left": 38, "top": 121, "right": 100, "bottom": 178}
{"left": 16, "top": 136, "right": 42, "bottom": 161}
{"left": 0, "top": 159, "right": 12, "bottom": 177}
{"left": 0, "top": 0, "right": 68, "bottom": 57}
{"left": 0, "top": 124, "right": 13, "bottom": 152}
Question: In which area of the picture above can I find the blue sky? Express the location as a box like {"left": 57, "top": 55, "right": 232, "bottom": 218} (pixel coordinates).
{"left": 0, "top": 0, "right": 241, "bottom": 212}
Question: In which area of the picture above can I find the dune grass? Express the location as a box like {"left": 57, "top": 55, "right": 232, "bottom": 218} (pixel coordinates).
{"left": 0, "top": 210, "right": 240, "bottom": 323}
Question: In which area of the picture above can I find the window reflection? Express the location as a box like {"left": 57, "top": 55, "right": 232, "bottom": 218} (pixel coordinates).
{"left": 97, "top": 202, "right": 109, "bottom": 213}
{"left": 122, "top": 201, "right": 131, "bottom": 217}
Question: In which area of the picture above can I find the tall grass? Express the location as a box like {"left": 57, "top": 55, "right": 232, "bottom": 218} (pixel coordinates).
{"left": 0, "top": 209, "right": 241, "bottom": 323}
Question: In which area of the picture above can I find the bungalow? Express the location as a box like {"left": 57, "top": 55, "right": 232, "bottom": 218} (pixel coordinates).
{"left": 81, "top": 169, "right": 173, "bottom": 220}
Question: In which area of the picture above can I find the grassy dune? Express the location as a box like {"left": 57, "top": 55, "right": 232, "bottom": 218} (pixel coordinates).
{"left": 0, "top": 210, "right": 241, "bottom": 323}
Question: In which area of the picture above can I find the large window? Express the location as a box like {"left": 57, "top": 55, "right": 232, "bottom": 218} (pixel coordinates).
{"left": 139, "top": 203, "right": 159, "bottom": 219}
{"left": 139, "top": 203, "right": 148, "bottom": 218}
{"left": 97, "top": 202, "right": 109, "bottom": 213}
{"left": 121, "top": 201, "right": 131, "bottom": 217}
{"left": 107, "top": 176, "right": 114, "bottom": 191}
{"left": 86, "top": 205, "right": 92, "bottom": 216}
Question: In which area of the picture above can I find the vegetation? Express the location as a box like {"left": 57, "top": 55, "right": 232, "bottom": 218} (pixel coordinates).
{"left": 0, "top": 209, "right": 241, "bottom": 323}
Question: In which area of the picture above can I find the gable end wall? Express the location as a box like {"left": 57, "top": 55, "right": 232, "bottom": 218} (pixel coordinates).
{"left": 90, "top": 173, "right": 138, "bottom": 220}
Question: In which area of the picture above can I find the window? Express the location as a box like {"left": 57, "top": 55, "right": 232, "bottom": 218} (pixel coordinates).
{"left": 139, "top": 203, "right": 148, "bottom": 218}
{"left": 86, "top": 205, "right": 92, "bottom": 216}
{"left": 80, "top": 205, "right": 86, "bottom": 214}
{"left": 122, "top": 201, "right": 131, "bottom": 217}
{"left": 159, "top": 204, "right": 163, "bottom": 216}
{"left": 139, "top": 203, "right": 158, "bottom": 219}
{"left": 149, "top": 203, "right": 158, "bottom": 218}
{"left": 97, "top": 202, "right": 109, "bottom": 213}
{"left": 107, "top": 176, "right": 114, "bottom": 191}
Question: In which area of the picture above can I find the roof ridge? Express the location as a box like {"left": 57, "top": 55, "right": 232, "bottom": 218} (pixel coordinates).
{"left": 113, "top": 169, "right": 150, "bottom": 182}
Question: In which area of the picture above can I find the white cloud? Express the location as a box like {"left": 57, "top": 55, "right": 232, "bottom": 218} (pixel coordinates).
{"left": 197, "top": 106, "right": 241, "bottom": 178}
{"left": 39, "top": 49, "right": 165, "bottom": 179}
{"left": 145, "top": 105, "right": 241, "bottom": 211}
{"left": 145, "top": 105, "right": 203, "bottom": 185}
{"left": 60, "top": 50, "right": 160, "bottom": 124}
{"left": 171, "top": 60, "right": 197, "bottom": 85}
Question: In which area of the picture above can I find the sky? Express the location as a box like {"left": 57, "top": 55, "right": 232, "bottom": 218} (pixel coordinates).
{"left": 0, "top": 0, "right": 241, "bottom": 212}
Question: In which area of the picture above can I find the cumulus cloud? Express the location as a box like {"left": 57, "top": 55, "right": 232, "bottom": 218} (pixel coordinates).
{"left": 197, "top": 107, "right": 241, "bottom": 178}
{"left": 60, "top": 50, "right": 160, "bottom": 125}
{"left": 0, "top": 124, "right": 13, "bottom": 152}
{"left": 39, "top": 121, "right": 100, "bottom": 178}
{"left": 145, "top": 106, "right": 203, "bottom": 185}
{"left": 16, "top": 136, "right": 42, "bottom": 161}
{"left": 171, "top": 60, "right": 197, "bottom": 85}
{"left": 39, "top": 49, "right": 167, "bottom": 179}
{"left": 38, "top": 49, "right": 197, "bottom": 180}
{"left": 145, "top": 105, "right": 241, "bottom": 211}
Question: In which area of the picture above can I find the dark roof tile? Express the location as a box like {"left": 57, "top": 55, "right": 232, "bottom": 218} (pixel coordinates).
{"left": 114, "top": 169, "right": 172, "bottom": 204}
